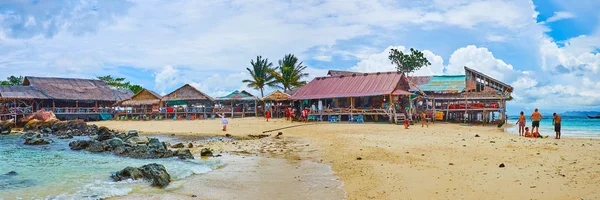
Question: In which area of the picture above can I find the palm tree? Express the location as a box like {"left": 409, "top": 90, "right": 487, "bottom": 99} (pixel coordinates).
{"left": 271, "top": 54, "right": 309, "bottom": 93}
{"left": 242, "top": 56, "right": 277, "bottom": 97}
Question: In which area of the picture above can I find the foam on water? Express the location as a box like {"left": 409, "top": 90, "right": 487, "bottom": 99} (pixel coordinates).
{"left": 0, "top": 134, "right": 223, "bottom": 199}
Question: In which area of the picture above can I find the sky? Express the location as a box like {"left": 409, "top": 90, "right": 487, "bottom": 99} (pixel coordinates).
{"left": 1, "top": 0, "right": 599, "bottom": 115}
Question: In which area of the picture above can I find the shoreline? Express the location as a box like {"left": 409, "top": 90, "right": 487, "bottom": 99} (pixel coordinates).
{"left": 93, "top": 118, "right": 600, "bottom": 199}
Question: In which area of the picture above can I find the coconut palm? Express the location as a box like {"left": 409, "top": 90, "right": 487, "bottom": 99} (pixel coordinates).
{"left": 242, "top": 56, "right": 277, "bottom": 97}
{"left": 271, "top": 54, "right": 309, "bottom": 93}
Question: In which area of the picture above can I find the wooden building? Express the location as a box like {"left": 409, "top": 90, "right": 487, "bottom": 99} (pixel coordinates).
{"left": 160, "top": 84, "right": 215, "bottom": 120}
{"left": 262, "top": 90, "right": 292, "bottom": 118}
{"left": 0, "top": 76, "right": 133, "bottom": 121}
{"left": 115, "top": 89, "right": 162, "bottom": 119}
{"left": 215, "top": 90, "right": 259, "bottom": 118}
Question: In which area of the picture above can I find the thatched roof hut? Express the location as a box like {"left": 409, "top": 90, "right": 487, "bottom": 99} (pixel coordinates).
{"left": 0, "top": 86, "right": 47, "bottom": 100}
{"left": 262, "top": 90, "right": 291, "bottom": 102}
{"left": 118, "top": 89, "right": 162, "bottom": 106}
{"left": 161, "top": 84, "right": 214, "bottom": 105}
{"left": 23, "top": 76, "right": 132, "bottom": 101}
{"left": 216, "top": 90, "right": 258, "bottom": 101}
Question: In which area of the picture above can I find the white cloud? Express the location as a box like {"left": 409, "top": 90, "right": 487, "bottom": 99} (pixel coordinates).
{"left": 545, "top": 11, "right": 575, "bottom": 23}
{"left": 349, "top": 46, "right": 444, "bottom": 76}
{"left": 154, "top": 65, "right": 180, "bottom": 94}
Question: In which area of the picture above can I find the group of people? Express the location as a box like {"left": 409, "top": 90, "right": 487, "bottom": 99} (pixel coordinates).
{"left": 264, "top": 107, "right": 310, "bottom": 123}
{"left": 403, "top": 112, "right": 429, "bottom": 129}
{"left": 516, "top": 108, "right": 562, "bottom": 139}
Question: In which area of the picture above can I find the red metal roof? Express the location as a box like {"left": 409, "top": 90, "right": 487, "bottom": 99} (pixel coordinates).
{"left": 291, "top": 72, "right": 409, "bottom": 100}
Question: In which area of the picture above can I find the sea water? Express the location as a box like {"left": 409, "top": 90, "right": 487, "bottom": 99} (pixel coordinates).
{"left": 506, "top": 116, "right": 600, "bottom": 138}
{"left": 0, "top": 135, "right": 223, "bottom": 199}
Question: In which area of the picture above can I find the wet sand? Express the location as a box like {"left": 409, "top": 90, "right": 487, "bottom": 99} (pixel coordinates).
{"left": 94, "top": 118, "right": 600, "bottom": 200}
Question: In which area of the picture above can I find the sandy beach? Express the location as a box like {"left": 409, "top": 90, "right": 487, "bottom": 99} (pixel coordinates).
{"left": 93, "top": 118, "right": 600, "bottom": 200}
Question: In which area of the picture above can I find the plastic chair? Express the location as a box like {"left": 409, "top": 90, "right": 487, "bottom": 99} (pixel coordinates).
{"left": 356, "top": 115, "right": 365, "bottom": 123}
{"left": 328, "top": 115, "right": 338, "bottom": 123}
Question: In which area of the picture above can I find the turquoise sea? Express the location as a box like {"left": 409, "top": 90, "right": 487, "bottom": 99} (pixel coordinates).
{"left": 507, "top": 116, "right": 600, "bottom": 139}
{"left": 0, "top": 135, "right": 223, "bottom": 199}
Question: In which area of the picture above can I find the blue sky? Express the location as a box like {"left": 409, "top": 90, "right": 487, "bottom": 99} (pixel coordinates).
{"left": 1, "top": 0, "right": 600, "bottom": 115}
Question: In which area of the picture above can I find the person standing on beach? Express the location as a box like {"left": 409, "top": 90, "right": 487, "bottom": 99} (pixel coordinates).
{"left": 516, "top": 111, "right": 526, "bottom": 136}
{"left": 221, "top": 114, "right": 228, "bottom": 131}
{"left": 553, "top": 113, "right": 562, "bottom": 139}
{"left": 530, "top": 108, "right": 542, "bottom": 134}
{"left": 265, "top": 109, "right": 271, "bottom": 122}
{"left": 421, "top": 112, "right": 428, "bottom": 128}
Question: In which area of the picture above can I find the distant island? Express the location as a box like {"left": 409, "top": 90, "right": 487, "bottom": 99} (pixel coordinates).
{"left": 561, "top": 111, "right": 600, "bottom": 117}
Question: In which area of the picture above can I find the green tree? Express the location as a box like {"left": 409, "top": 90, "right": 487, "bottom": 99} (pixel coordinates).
{"left": 0, "top": 76, "right": 24, "bottom": 86}
{"left": 97, "top": 75, "right": 143, "bottom": 94}
{"left": 388, "top": 48, "right": 431, "bottom": 76}
{"left": 128, "top": 84, "right": 143, "bottom": 94}
{"left": 271, "top": 54, "right": 308, "bottom": 93}
{"left": 242, "top": 56, "right": 277, "bottom": 97}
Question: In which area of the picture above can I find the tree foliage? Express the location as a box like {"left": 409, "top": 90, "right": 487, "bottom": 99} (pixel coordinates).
{"left": 97, "top": 75, "right": 143, "bottom": 94}
{"left": 271, "top": 54, "right": 308, "bottom": 93}
{"left": 0, "top": 76, "right": 24, "bottom": 86}
{"left": 242, "top": 56, "right": 277, "bottom": 97}
{"left": 388, "top": 48, "right": 431, "bottom": 76}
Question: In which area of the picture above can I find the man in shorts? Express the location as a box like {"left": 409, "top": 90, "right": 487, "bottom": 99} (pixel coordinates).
{"left": 530, "top": 108, "right": 543, "bottom": 134}
{"left": 553, "top": 113, "right": 562, "bottom": 139}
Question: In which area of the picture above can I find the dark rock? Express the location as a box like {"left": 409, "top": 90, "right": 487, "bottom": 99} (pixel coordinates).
{"left": 105, "top": 138, "right": 124, "bottom": 150}
{"left": 111, "top": 167, "right": 144, "bottom": 181}
{"left": 449, "top": 163, "right": 454, "bottom": 166}
{"left": 499, "top": 163, "right": 505, "bottom": 168}
{"left": 191, "top": 194, "right": 197, "bottom": 197}
{"left": 147, "top": 138, "right": 166, "bottom": 150}
{"left": 490, "top": 141, "right": 496, "bottom": 143}
{"left": 4, "top": 171, "right": 17, "bottom": 176}
{"left": 115, "top": 133, "right": 127, "bottom": 140}
{"left": 225, "top": 134, "right": 232, "bottom": 137}
{"left": 58, "top": 135, "right": 73, "bottom": 139}
{"left": 22, "top": 131, "right": 36, "bottom": 138}
{"left": 356, "top": 157, "right": 362, "bottom": 160}
{"left": 112, "top": 146, "right": 129, "bottom": 155}
{"left": 187, "top": 143, "right": 193, "bottom": 148}
{"left": 475, "top": 134, "right": 480, "bottom": 137}
{"left": 248, "top": 134, "right": 270, "bottom": 139}
{"left": 139, "top": 163, "right": 171, "bottom": 188}
{"left": 86, "top": 141, "right": 105, "bottom": 152}
{"left": 200, "top": 148, "right": 213, "bottom": 157}
{"left": 172, "top": 143, "right": 185, "bottom": 148}
{"left": 0, "top": 121, "right": 14, "bottom": 135}
{"left": 127, "top": 130, "right": 138, "bottom": 137}
{"left": 69, "top": 140, "right": 92, "bottom": 150}
{"left": 127, "top": 136, "right": 149, "bottom": 144}
{"left": 95, "top": 126, "right": 115, "bottom": 141}
{"left": 24, "top": 135, "right": 51, "bottom": 145}
{"left": 40, "top": 127, "right": 53, "bottom": 134}
{"left": 174, "top": 149, "right": 194, "bottom": 160}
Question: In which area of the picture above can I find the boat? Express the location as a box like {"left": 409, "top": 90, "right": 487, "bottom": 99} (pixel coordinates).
{"left": 586, "top": 114, "right": 600, "bottom": 119}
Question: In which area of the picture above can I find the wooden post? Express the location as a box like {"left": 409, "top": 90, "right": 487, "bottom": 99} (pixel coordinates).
{"left": 432, "top": 98, "right": 436, "bottom": 123}
{"left": 231, "top": 101, "right": 234, "bottom": 118}
{"left": 52, "top": 100, "right": 55, "bottom": 112}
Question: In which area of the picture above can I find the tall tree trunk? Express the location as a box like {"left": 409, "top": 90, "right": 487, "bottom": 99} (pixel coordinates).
{"left": 260, "top": 88, "right": 264, "bottom": 98}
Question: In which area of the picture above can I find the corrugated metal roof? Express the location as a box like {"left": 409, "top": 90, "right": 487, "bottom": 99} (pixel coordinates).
{"left": 419, "top": 75, "right": 466, "bottom": 93}
{"left": 407, "top": 76, "right": 432, "bottom": 92}
{"left": 23, "top": 76, "right": 133, "bottom": 101}
{"left": 0, "top": 86, "right": 48, "bottom": 99}
{"left": 291, "top": 72, "right": 408, "bottom": 100}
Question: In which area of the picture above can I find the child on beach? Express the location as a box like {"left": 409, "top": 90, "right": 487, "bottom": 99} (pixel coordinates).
{"left": 221, "top": 114, "right": 228, "bottom": 131}
{"left": 285, "top": 108, "right": 291, "bottom": 121}
{"left": 524, "top": 127, "right": 532, "bottom": 137}
{"left": 421, "top": 112, "right": 428, "bottom": 128}
{"left": 516, "top": 111, "right": 526, "bottom": 136}
{"left": 265, "top": 110, "right": 271, "bottom": 122}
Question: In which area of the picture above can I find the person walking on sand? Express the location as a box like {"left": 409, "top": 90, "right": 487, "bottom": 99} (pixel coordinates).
{"left": 530, "top": 108, "right": 543, "bottom": 134}
{"left": 265, "top": 109, "right": 271, "bottom": 122}
{"left": 421, "top": 112, "right": 428, "bottom": 128}
{"left": 221, "top": 114, "right": 228, "bottom": 131}
{"left": 285, "top": 107, "right": 291, "bottom": 121}
{"left": 516, "top": 111, "right": 526, "bottom": 136}
{"left": 553, "top": 113, "right": 562, "bottom": 139}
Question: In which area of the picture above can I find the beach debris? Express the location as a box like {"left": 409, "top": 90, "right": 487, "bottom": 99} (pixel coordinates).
{"left": 200, "top": 148, "right": 214, "bottom": 157}
{"left": 449, "top": 163, "right": 454, "bottom": 166}
{"left": 23, "top": 133, "right": 52, "bottom": 145}
{"left": 475, "top": 134, "right": 480, "bottom": 137}
{"left": 490, "top": 141, "right": 496, "bottom": 143}
{"left": 191, "top": 194, "right": 197, "bottom": 197}
{"left": 274, "top": 132, "right": 283, "bottom": 139}
{"left": 188, "top": 143, "right": 194, "bottom": 148}
{"left": 111, "top": 163, "right": 171, "bottom": 188}
{"left": 225, "top": 133, "right": 232, "bottom": 137}
{"left": 356, "top": 157, "right": 363, "bottom": 160}
{"left": 248, "top": 134, "right": 270, "bottom": 139}
{"left": 499, "top": 163, "right": 505, "bottom": 168}
{"left": 171, "top": 143, "right": 185, "bottom": 148}
{"left": 530, "top": 186, "right": 536, "bottom": 188}
{"left": 421, "top": 154, "right": 425, "bottom": 156}
{"left": 3, "top": 171, "right": 17, "bottom": 176}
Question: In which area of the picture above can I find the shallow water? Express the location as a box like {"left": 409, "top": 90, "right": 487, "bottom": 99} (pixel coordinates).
{"left": 0, "top": 135, "right": 223, "bottom": 200}
{"left": 506, "top": 116, "right": 600, "bottom": 138}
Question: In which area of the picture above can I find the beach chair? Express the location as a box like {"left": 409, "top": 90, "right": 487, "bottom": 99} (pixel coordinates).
{"left": 348, "top": 116, "right": 356, "bottom": 123}
{"left": 211, "top": 114, "right": 215, "bottom": 120}
{"left": 173, "top": 115, "right": 178, "bottom": 120}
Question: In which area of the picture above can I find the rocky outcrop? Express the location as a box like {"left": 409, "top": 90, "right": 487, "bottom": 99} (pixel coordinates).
{"left": 0, "top": 121, "right": 14, "bottom": 135}
{"left": 23, "top": 133, "right": 52, "bottom": 145}
{"left": 69, "top": 128, "right": 194, "bottom": 160}
{"left": 4, "top": 171, "right": 17, "bottom": 176}
{"left": 111, "top": 163, "right": 171, "bottom": 188}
